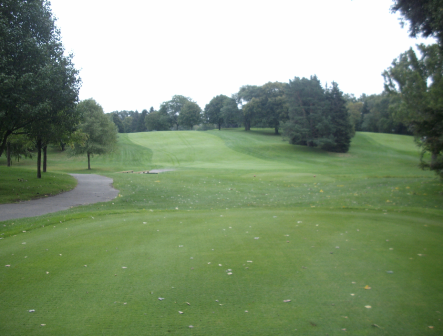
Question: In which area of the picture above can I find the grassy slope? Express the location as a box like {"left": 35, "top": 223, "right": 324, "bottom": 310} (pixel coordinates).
{"left": 0, "top": 130, "right": 442, "bottom": 335}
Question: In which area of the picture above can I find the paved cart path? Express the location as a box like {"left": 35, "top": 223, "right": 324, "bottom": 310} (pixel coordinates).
{"left": 0, "top": 174, "right": 119, "bottom": 222}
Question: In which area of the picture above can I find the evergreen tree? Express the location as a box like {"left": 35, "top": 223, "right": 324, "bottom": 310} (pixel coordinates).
{"left": 324, "top": 82, "right": 353, "bottom": 152}
{"left": 283, "top": 76, "right": 331, "bottom": 147}
{"left": 138, "top": 110, "right": 148, "bottom": 132}
{"left": 111, "top": 113, "right": 125, "bottom": 133}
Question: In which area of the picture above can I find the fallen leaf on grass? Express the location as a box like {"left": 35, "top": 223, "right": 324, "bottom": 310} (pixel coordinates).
{"left": 364, "top": 285, "right": 371, "bottom": 290}
{"left": 178, "top": 311, "right": 183, "bottom": 314}
{"left": 365, "top": 305, "right": 372, "bottom": 308}
{"left": 283, "top": 300, "right": 291, "bottom": 302}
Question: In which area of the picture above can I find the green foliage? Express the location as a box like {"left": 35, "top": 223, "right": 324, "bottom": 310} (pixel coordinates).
{"left": 69, "top": 99, "right": 118, "bottom": 169}
{"left": 220, "top": 96, "right": 241, "bottom": 127}
{"left": 110, "top": 110, "right": 149, "bottom": 133}
{"left": 345, "top": 101, "right": 363, "bottom": 134}
{"left": 384, "top": 44, "right": 443, "bottom": 178}
{"left": 178, "top": 101, "right": 202, "bottom": 129}
{"left": 144, "top": 110, "right": 171, "bottom": 131}
{"left": 110, "top": 112, "right": 125, "bottom": 133}
{"left": 204, "top": 94, "right": 229, "bottom": 130}
{"left": 282, "top": 78, "right": 353, "bottom": 152}
{"left": 391, "top": 0, "right": 443, "bottom": 46}
{"left": 159, "top": 95, "right": 192, "bottom": 130}
{"left": 283, "top": 76, "right": 332, "bottom": 147}
{"left": 238, "top": 85, "right": 262, "bottom": 130}
{"left": 324, "top": 82, "right": 353, "bottom": 152}
{"left": 0, "top": 0, "right": 80, "bottom": 157}
{"left": 5, "top": 134, "right": 33, "bottom": 166}
{"left": 242, "top": 82, "right": 288, "bottom": 134}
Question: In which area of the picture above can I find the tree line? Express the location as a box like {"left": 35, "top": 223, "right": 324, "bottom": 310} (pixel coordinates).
{"left": 0, "top": 1, "right": 117, "bottom": 176}
{"left": 2, "top": 0, "right": 441, "bottom": 177}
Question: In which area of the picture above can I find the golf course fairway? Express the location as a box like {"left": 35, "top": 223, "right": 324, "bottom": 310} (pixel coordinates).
{"left": 0, "top": 129, "right": 442, "bottom": 335}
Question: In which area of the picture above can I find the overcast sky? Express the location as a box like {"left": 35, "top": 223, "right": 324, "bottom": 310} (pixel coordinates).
{"left": 49, "top": 0, "right": 434, "bottom": 113}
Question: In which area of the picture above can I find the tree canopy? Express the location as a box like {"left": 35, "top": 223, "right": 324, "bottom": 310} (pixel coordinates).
{"left": 391, "top": 0, "right": 443, "bottom": 46}
{"left": 384, "top": 44, "right": 443, "bottom": 178}
{"left": 282, "top": 76, "right": 353, "bottom": 152}
{"left": 0, "top": 0, "right": 81, "bottom": 162}
{"left": 178, "top": 101, "right": 202, "bottom": 129}
{"left": 69, "top": 99, "right": 117, "bottom": 170}
{"left": 159, "top": 95, "right": 192, "bottom": 130}
{"left": 204, "top": 95, "right": 229, "bottom": 130}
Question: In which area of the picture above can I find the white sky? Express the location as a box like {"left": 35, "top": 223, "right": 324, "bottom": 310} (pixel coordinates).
{"left": 49, "top": 0, "right": 434, "bottom": 113}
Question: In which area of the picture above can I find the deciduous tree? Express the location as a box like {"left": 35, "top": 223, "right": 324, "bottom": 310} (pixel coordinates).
{"left": 383, "top": 44, "right": 443, "bottom": 178}
{"left": 69, "top": 99, "right": 117, "bottom": 170}
{"left": 178, "top": 101, "right": 202, "bottom": 129}
{"left": 204, "top": 95, "right": 229, "bottom": 130}
{"left": 159, "top": 95, "right": 192, "bottom": 130}
{"left": 0, "top": 0, "right": 80, "bottom": 158}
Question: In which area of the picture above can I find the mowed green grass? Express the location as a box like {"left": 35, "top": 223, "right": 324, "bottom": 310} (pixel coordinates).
{"left": 0, "top": 129, "right": 442, "bottom": 335}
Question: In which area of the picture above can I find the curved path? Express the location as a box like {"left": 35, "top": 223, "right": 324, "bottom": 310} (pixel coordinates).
{"left": 0, "top": 174, "right": 119, "bottom": 222}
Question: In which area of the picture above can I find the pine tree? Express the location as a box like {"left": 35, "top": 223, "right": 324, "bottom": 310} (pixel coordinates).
{"left": 283, "top": 76, "right": 331, "bottom": 147}
{"left": 324, "top": 82, "right": 353, "bottom": 152}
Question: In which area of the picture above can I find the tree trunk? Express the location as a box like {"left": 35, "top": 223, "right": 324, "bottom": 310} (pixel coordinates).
{"left": 0, "top": 130, "right": 12, "bottom": 158}
{"left": 43, "top": 145, "right": 47, "bottom": 173}
{"left": 275, "top": 127, "right": 279, "bottom": 135}
{"left": 88, "top": 152, "right": 91, "bottom": 170}
{"left": 6, "top": 141, "right": 11, "bottom": 167}
{"left": 218, "top": 122, "right": 221, "bottom": 130}
{"left": 37, "top": 138, "right": 42, "bottom": 178}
